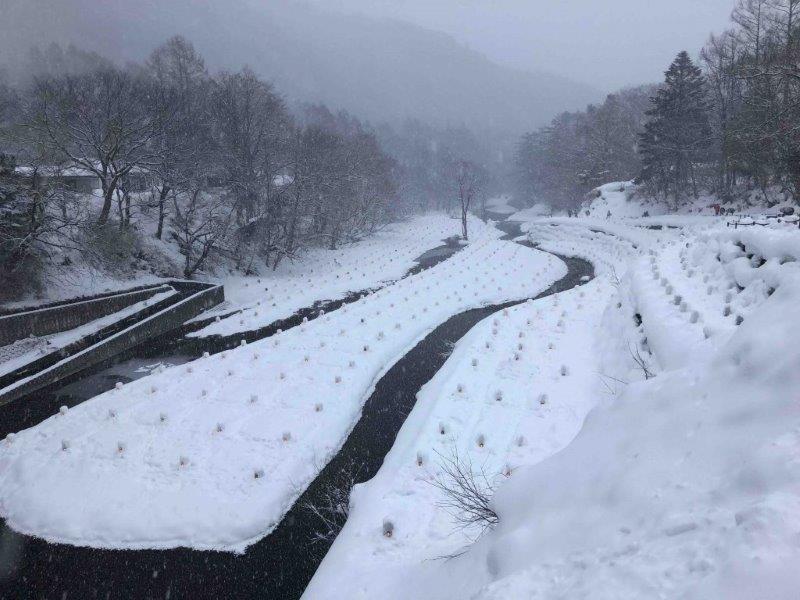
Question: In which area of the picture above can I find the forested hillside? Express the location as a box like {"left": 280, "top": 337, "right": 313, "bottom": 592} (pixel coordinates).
{"left": 0, "top": 38, "right": 501, "bottom": 301}
{"left": 0, "top": 0, "right": 598, "bottom": 136}
{"left": 515, "top": 0, "right": 800, "bottom": 213}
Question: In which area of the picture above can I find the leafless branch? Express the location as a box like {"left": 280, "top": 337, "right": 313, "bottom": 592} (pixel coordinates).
{"left": 628, "top": 341, "right": 656, "bottom": 379}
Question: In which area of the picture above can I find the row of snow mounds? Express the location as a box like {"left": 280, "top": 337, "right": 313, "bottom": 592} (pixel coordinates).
{"left": 521, "top": 220, "right": 654, "bottom": 276}
{"left": 630, "top": 224, "right": 800, "bottom": 372}
{"left": 520, "top": 219, "right": 668, "bottom": 384}
{"left": 305, "top": 274, "right": 617, "bottom": 600}
{"left": 519, "top": 220, "right": 671, "bottom": 387}
{"left": 192, "top": 213, "right": 477, "bottom": 339}
{"left": 0, "top": 230, "right": 567, "bottom": 552}
{"left": 468, "top": 262, "right": 800, "bottom": 600}
{"left": 713, "top": 225, "right": 800, "bottom": 291}
{"left": 306, "top": 218, "right": 677, "bottom": 598}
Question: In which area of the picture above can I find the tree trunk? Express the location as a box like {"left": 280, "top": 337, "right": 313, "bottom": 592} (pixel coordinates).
{"left": 690, "top": 163, "right": 699, "bottom": 199}
{"left": 116, "top": 190, "right": 125, "bottom": 230}
{"left": 98, "top": 184, "right": 114, "bottom": 225}
{"left": 185, "top": 241, "right": 214, "bottom": 279}
{"left": 156, "top": 185, "right": 170, "bottom": 239}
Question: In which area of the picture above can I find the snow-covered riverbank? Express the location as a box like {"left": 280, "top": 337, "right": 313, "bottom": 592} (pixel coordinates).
{"left": 2, "top": 213, "right": 798, "bottom": 600}
{"left": 306, "top": 217, "right": 800, "bottom": 599}
{"left": 191, "top": 213, "right": 470, "bottom": 338}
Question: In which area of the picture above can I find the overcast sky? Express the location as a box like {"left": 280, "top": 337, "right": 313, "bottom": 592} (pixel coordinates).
{"left": 310, "top": 0, "right": 736, "bottom": 91}
{"left": 0, "top": 0, "right": 741, "bottom": 130}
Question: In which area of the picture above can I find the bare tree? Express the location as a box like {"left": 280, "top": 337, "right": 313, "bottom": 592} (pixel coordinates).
{"left": 454, "top": 159, "right": 484, "bottom": 240}
{"left": 211, "top": 68, "right": 293, "bottom": 268}
{"left": 2, "top": 37, "right": 403, "bottom": 294}
{"left": 23, "top": 67, "right": 165, "bottom": 224}
{"left": 0, "top": 154, "right": 89, "bottom": 296}
{"left": 428, "top": 448, "right": 499, "bottom": 536}
{"left": 146, "top": 36, "right": 211, "bottom": 240}
{"left": 170, "top": 186, "right": 232, "bottom": 278}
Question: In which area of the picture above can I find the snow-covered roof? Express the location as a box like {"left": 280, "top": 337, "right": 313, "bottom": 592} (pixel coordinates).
{"left": 15, "top": 165, "right": 98, "bottom": 178}
{"left": 15, "top": 163, "right": 148, "bottom": 178}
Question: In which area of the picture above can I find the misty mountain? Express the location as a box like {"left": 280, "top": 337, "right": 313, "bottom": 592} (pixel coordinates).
{"left": 0, "top": 0, "right": 599, "bottom": 135}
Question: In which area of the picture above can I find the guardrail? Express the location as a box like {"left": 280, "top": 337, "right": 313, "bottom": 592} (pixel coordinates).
{"left": 0, "top": 283, "right": 173, "bottom": 346}
{"left": 727, "top": 214, "right": 800, "bottom": 228}
{"left": 0, "top": 280, "right": 224, "bottom": 407}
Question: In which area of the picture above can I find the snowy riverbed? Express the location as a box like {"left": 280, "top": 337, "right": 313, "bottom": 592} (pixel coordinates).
{"left": 307, "top": 217, "right": 800, "bottom": 599}
{"left": 1, "top": 213, "right": 798, "bottom": 600}
{"left": 0, "top": 217, "right": 567, "bottom": 552}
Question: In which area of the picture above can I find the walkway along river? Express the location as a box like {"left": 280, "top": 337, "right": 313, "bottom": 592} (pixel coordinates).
{"left": 0, "top": 222, "right": 594, "bottom": 599}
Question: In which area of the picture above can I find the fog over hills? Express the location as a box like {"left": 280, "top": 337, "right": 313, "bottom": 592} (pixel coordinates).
{"left": 0, "top": 0, "right": 599, "bottom": 134}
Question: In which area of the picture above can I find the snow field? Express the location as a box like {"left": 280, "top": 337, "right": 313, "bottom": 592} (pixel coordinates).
{"left": 581, "top": 180, "right": 798, "bottom": 223}
{"left": 470, "top": 268, "right": 800, "bottom": 600}
{"left": 521, "top": 220, "right": 648, "bottom": 276}
{"left": 582, "top": 181, "right": 669, "bottom": 218}
{"left": 192, "top": 213, "right": 473, "bottom": 338}
{"left": 509, "top": 203, "right": 551, "bottom": 221}
{"left": 0, "top": 226, "right": 567, "bottom": 552}
{"left": 313, "top": 217, "right": 800, "bottom": 600}
{"left": 581, "top": 180, "right": 720, "bottom": 219}
{"left": 484, "top": 195, "right": 517, "bottom": 216}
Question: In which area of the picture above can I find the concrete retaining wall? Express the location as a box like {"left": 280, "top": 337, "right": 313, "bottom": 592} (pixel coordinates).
{"left": 0, "top": 284, "right": 172, "bottom": 347}
{"left": 0, "top": 281, "right": 224, "bottom": 407}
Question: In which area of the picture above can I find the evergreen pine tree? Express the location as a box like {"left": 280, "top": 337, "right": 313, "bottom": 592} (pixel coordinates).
{"left": 639, "top": 51, "right": 711, "bottom": 203}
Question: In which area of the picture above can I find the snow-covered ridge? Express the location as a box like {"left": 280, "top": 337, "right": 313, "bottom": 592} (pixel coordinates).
{"left": 630, "top": 225, "right": 799, "bottom": 372}
{"left": 0, "top": 217, "right": 567, "bottom": 552}
{"left": 521, "top": 219, "right": 668, "bottom": 275}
